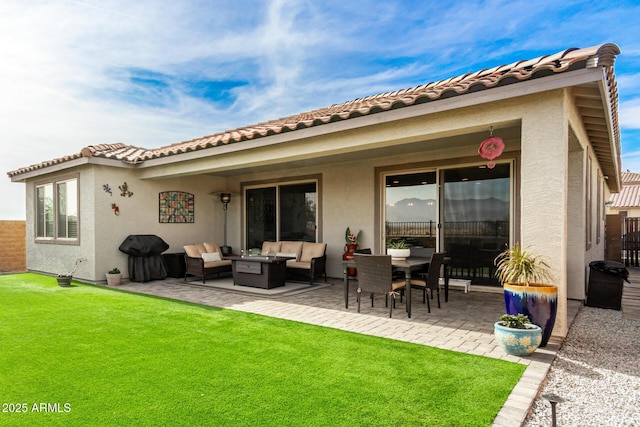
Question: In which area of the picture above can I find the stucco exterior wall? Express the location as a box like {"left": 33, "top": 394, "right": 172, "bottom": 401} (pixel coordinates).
{"left": 518, "top": 90, "right": 607, "bottom": 336}
{"left": 225, "top": 141, "right": 518, "bottom": 279}
{"left": 92, "top": 166, "right": 235, "bottom": 281}
{"left": 24, "top": 167, "right": 94, "bottom": 281}
{"left": 566, "top": 89, "right": 608, "bottom": 300}
{"left": 24, "top": 165, "right": 232, "bottom": 282}
{"left": 520, "top": 92, "right": 569, "bottom": 336}
{"left": 608, "top": 206, "right": 640, "bottom": 217}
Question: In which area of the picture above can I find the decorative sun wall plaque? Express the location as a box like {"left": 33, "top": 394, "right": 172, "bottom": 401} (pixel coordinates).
{"left": 159, "top": 191, "right": 195, "bottom": 223}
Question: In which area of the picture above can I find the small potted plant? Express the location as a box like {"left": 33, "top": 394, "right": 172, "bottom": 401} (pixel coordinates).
{"left": 344, "top": 227, "right": 362, "bottom": 276}
{"left": 494, "top": 313, "right": 542, "bottom": 356}
{"left": 387, "top": 239, "right": 410, "bottom": 260}
{"left": 106, "top": 267, "right": 122, "bottom": 286}
{"left": 494, "top": 243, "right": 557, "bottom": 347}
{"left": 56, "top": 257, "right": 87, "bottom": 287}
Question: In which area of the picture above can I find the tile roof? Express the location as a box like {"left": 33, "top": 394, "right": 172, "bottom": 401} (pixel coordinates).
{"left": 622, "top": 171, "right": 640, "bottom": 184}
{"left": 609, "top": 172, "right": 640, "bottom": 208}
{"left": 610, "top": 185, "right": 640, "bottom": 208}
{"left": 8, "top": 43, "right": 621, "bottom": 179}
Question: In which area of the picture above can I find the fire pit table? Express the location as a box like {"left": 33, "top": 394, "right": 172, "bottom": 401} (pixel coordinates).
{"left": 226, "top": 255, "right": 291, "bottom": 289}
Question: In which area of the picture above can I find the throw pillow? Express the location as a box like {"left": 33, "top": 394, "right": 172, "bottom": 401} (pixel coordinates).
{"left": 276, "top": 252, "right": 298, "bottom": 259}
{"left": 202, "top": 252, "right": 222, "bottom": 262}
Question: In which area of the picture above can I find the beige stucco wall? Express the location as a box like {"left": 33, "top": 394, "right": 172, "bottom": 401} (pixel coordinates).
{"left": 224, "top": 143, "right": 517, "bottom": 280}
{"left": 566, "top": 89, "right": 609, "bottom": 301}
{"left": 25, "top": 167, "right": 95, "bottom": 281}
{"left": 25, "top": 165, "right": 232, "bottom": 282}
{"left": 608, "top": 206, "right": 640, "bottom": 217}
{"left": 91, "top": 165, "right": 232, "bottom": 281}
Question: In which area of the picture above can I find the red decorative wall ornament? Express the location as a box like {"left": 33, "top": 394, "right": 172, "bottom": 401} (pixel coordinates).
{"left": 478, "top": 127, "right": 505, "bottom": 169}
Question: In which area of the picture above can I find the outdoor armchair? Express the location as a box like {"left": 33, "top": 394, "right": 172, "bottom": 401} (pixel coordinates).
{"left": 183, "top": 242, "right": 232, "bottom": 283}
{"left": 354, "top": 254, "right": 406, "bottom": 318}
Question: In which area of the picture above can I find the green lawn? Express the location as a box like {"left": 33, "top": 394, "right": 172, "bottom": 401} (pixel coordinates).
{"left": 0, "top": 273, "right": 525, "bottom": 426}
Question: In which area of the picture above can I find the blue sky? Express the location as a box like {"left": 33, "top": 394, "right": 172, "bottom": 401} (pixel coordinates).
{"left": 2, "top": 0, "right": 640, "bottom": 219}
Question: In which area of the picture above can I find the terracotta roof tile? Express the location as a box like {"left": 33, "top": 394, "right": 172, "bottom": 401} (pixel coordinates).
{"left": 8, "top": 43, "right": 621, "bottom": 178}
{"left": 621, "top": 172, "right": 640, "bottom": 184}
{"left": 610, "top": 184, "right": 640, "bottom": 208}
{"left": 609, "top": 172, "right": 640, "bottom": 208}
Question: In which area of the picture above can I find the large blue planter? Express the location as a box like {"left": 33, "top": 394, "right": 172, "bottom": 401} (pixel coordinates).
{"left": 504, "top": 283, "right": 557, "bottom": 347}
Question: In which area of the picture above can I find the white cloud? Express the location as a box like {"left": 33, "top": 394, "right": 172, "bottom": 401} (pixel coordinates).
{"left": 620, "top": 100, "right": 640, "bottom": 130}
{"left": 2, "top": 0, "right": 640, "bottom": 219}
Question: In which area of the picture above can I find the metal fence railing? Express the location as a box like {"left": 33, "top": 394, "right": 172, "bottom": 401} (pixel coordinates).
{"left": 385, "top": 220, "right": 509, "bottom": 238}
{"left": 623, "top": 217, "right": 640, "bottom": 267}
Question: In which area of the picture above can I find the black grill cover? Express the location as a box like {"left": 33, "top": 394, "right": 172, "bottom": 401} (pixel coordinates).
{"left": 119, "top": 235, "right": 169, "bottom": 282}
{"left": 119, "top": 234, "right": 170, "bottom": 256}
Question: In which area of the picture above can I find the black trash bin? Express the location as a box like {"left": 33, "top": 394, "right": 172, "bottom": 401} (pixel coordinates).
{"left": 586, "top": 260, "right": 628, "bottom": 310}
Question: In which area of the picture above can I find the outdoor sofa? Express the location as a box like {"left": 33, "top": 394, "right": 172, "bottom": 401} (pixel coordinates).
{"left": 261, "top": 241, "right": 327, "bottom": 285}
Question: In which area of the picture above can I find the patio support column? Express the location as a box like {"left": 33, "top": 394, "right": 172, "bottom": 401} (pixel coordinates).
{"left": 520, "top": 91, "right": 569, "bottom": 338}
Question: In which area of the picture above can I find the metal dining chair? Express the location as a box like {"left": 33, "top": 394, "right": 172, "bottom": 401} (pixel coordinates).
{"left": 410, "top": 252, "right": 446, "bottom": 313}
{"left": 354, "top": 254, "right": 406, "bottom": 318}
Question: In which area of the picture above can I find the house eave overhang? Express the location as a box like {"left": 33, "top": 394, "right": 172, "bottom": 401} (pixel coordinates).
{"left": 137, "top": 68, "right": 614, "bottom": 177}
{"left": 9, "top": 156, "right": 134, "bottom": 183}
{"left": 7, "top": 44, "right": 621, "bottom": 186}
{"left": 596, "top": 68, "right": 622, "bottom": 192}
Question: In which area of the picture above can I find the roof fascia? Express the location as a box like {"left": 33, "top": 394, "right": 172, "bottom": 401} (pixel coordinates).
{"left": 9, "top": 156, "right": 133, "bottom": 182}
{"left": 596, "top": 67, "right": 622, "bottom": 191}
{"left": 139, "top": 68, "right": 608, "bottom": 170}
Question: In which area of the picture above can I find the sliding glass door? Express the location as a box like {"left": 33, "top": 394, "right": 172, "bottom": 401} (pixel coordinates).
{"left": 442, "top": 164, "right": 510, "bottom": 285}
{"left": 385, "top": 172, "right": 437, "bottom": 248}
{"left": 246, "top": 182, "right": 317, "bottom": 249}
{"left": 246, "top": 187, "right": 277, "bottom": 248}
{"left": 383, "top": 163, "right": 511, "bottom": 285}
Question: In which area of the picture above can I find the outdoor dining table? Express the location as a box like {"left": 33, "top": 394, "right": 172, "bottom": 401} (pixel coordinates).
{"left": 342, "top": 257, "right": 428, "bottom": 318}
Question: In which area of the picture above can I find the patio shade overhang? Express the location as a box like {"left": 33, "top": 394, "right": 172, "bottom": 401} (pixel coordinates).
{"left": 8, "top": 43, "right": 622, "bottom": 191}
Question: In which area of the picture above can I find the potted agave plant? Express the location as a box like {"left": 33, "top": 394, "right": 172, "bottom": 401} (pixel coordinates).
{"left": 387, "top": 239, "right": 410, "bottom": 260}
{"left": 494, "top": 313, "right": 542, "bottom": 356}
{"left": 56, "top": 257, "right": 87, "bottom": 287}
{"left": 494, "top": 243, "right": 557, "bottom": 347}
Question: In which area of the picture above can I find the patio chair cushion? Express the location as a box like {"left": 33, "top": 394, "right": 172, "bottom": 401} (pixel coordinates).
{"left": 261, "top": 241, "right": 281, "bottom": 255}
{"left": 300, "top": 242, "right": 326, "bottom": 262}
{"left": 203, "top": 242, "right": 222, "bottom": 254}
{"left": 184, "top": 244, "right": 204, "bottom": 258}
{"left": 203, "top": 259, "right": 232, "bottom": 268}
{"left": 286, "top": 260, "right": 311, "bottom": 269}
{"left": 201, "top": 252, "right": 222, "bottom": 262}
{"left": 280, "top": 241, "right": 303, "bottom": 260}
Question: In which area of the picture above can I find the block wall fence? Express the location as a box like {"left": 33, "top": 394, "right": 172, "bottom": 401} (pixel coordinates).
{"left": 0, "top": 220, "right": 26, "bottom": 273}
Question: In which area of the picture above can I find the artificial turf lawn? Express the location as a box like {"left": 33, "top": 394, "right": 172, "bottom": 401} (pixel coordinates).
{"left": 0, "top": 273, "right": 525, "bottom": 426}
